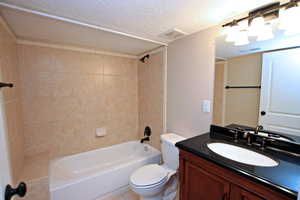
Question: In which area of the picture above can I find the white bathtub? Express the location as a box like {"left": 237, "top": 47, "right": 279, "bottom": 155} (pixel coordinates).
{"left": 49, "top": 141, "right": 161, "bottom": 200}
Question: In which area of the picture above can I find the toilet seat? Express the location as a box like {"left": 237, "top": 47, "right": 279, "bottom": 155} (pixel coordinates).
{"left": 130, "top": 164, "right": 169, "bottom": 188}
{"left": 131, "top": 177, "right": 168, "bottom": 189}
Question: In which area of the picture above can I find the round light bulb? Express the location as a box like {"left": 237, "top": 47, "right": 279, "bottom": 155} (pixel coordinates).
{"left": 234, "top": 30, "right": 249, "bottom": 46}
{"left": 257, "top": 23, "right": 274, "bottom": 41}
{"left": 237, "top": 20, "right": 248, "bottom": 31}
{"left": 225, "top": 25, "right": 239, "bottom": 42}
{"left": 248, "top": 16, "right": 265, "bottom": 37}
{"left": 279, "top": 5, "right": 300, "bottom": 36}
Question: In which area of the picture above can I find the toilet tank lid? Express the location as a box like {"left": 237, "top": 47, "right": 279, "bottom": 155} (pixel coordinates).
{"left": 160, "top": 133, "right": 186, "bottom": 145}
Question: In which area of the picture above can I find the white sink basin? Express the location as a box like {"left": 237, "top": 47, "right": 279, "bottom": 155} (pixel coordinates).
{"left": 207, "top": 142, "right": 279, "bottom": 167}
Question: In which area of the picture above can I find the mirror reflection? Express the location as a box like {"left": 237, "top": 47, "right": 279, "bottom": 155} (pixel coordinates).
{"left": 214, "top": 5, "right": 300, "bottom": 137}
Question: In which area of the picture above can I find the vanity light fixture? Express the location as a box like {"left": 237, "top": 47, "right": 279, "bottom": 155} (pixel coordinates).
{"left": 222, "top": 0, "right": 300, "bottom": 45}
{"left": 235, "top": 30, "right": 249, "bottom": 46}
{"left": 225, "top": 22, "right": 238, "bottom": 42}
{"left": 234, "top": 21, "right": 250, "bottom": 45}
{"left": 279, "top": 1, "right": 300, "bottom": 35}
{"left": 257, "top": 23, "right": 274, "bottom": 41}
{"left": 248, "top": 15, "right": 265, "bottom": 37}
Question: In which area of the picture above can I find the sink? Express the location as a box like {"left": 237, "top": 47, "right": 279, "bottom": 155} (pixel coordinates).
{"left": 207, "top": 142, "right": 279, "bottom": 167}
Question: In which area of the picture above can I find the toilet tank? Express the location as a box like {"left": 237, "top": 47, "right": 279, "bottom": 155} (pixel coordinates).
{"left": 161, "top": 133, "right": 186, "bottom": 170}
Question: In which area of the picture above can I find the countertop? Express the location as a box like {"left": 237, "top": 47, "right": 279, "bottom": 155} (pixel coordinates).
{"left": 176, "top": 133, "right": 300, "bottom": 199}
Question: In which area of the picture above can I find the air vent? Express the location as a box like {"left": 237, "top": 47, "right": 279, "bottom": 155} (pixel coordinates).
{"left": 240, "top": 47, "right": 261, "bottom": 53}
{"left": 250, "top": 48, "right": 261, "bottom": 51}
{"left": 160, "top": 29, "right": 187, "bottom": 40}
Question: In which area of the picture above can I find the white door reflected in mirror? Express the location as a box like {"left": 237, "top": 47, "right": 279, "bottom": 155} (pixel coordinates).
{"left": 214, "top": 22, "right": 300, "bottom": 139}
{"left": 259, "top": 48, "right": 300, "bottom": 136}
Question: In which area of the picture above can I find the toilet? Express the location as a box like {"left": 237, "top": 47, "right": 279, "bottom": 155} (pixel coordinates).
{"left": 130, "top": 133, "right": 186, "bottom": 200}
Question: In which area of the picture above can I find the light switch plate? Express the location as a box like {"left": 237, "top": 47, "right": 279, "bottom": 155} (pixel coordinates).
{"left": 96, "top": 127, "right": 107, "bottom": 137}
{"left": 202, "top": 100, "right": 211, "bottom": 113}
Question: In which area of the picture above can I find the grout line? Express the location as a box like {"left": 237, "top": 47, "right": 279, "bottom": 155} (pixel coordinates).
{"left": 18, "top": 70, "right": 132, "bottom": 77}
{"left": 3, "top": 99, "right": 18, "bottom": 104}
{"left": 17, "top": 39, "right": 138, "bottom": 59}
{"left": 163, "top": 47, "right": 168, "bottom": 134}
{"left": 0, "top": 15, "right": 17, "bottom": 40}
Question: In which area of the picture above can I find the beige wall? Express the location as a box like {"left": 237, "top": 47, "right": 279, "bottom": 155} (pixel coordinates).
{"left": 224, "top": 53, "right": 262, "bottom": 127}
{"left": 138, "top": 51, "right": 164, "bottom": 150}
{"left": 0, "top": 19, "right": 24, "bottom": 183}
{"left": 167, "top": 27, "right": 217, "bottom": 138}
{"left": 213, "top": 61, "right": 226, "bottom": 126}
{"left": 17, "top": 44, "right": 139, "bottom": 158}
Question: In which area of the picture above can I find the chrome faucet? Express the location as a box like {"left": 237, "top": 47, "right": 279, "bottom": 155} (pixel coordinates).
{"left": 260, "top": 137, "right": 275, "bottom": 150}
{"left": 244, "top": 125, "right": 263, "bottom": 146}
{"left": 247, "top": 133, "right": 252, "bottom": 145}
{"left": 255, "top": 125, "right": 264, "bottom": 134}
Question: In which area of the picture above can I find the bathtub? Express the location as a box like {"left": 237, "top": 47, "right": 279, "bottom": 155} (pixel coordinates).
{"left": 49, "top": 141, "right": 161, "bottom": 200}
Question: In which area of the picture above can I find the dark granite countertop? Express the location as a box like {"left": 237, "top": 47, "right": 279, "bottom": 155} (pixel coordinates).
{"left": 176, "top": 133, "right": 300, "bottom": 199}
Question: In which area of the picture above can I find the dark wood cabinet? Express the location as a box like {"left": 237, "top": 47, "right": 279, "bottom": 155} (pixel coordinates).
{"left": 183, "top": 162, "right": 230, "bottom": 200}
{"left": 230, "top": 185, "right": 265, "bottom": 200}
{"left": 179, "top": 150, "right": 293, "bottom": 200}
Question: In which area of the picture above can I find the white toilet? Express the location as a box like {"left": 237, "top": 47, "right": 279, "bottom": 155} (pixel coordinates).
{"left": 130, "top": 133, "right": 186, "bottom": 200}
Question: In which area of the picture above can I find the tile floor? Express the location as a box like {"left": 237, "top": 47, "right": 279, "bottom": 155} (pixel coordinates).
{"left": 99, "top": 189, "right": 180, "bottom": 200}
{"left": 100, "top": 190, "right": 139, "bottom": 200}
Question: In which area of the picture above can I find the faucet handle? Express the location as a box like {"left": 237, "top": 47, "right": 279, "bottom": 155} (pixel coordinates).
{"left": 229, "top": 129, "right": 239, "bottom": 142}
{"left": 247, "top": 133, "right": 252, "bottom": 146}
{"left": 255, "top": 125, "right": 264, "bottom": 133}
{"left": 260, "top": 137, "right": 276, "bottom": 150}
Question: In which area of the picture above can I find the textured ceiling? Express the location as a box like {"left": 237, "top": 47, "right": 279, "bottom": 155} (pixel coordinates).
{"left": 1, "top": 0, "right": 280, "bottom": 41}
{"left": 0, "top": 7, "right": 160, "bottom": 55}
{"left": 0, "top": 0, "right": 284, "bottom": 55}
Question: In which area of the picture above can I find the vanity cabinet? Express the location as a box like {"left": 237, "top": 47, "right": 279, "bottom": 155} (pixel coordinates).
{"left": 179, "top": 150, "right": 293, "bottom": 200}
{"left": 230, "top": 185, "right": 265, "bottom": 200}
{"left": 184, "top": 162, "right": 230, "bottom": 200}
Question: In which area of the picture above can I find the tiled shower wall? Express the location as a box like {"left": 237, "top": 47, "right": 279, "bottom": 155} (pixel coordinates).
{"left": 138, "top": 51, "right": 164, "bottom": 150}
{"left": 17, "top": 44, "right": 139, "bottom": 159}
{"left": 0, "top": 19, "right": 24, "bottom": 183}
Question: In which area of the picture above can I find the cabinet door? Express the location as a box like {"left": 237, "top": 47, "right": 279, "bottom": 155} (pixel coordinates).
{"left": 231, "top": 185, "right": 265, "bottom": 200}
{"left": 183, "top": 162, "right": 230, "bottom": 200}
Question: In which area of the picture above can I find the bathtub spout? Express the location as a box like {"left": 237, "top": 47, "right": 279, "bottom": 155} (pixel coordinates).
{"left": 140, "top": 136, "right": 150, "bottom": 143}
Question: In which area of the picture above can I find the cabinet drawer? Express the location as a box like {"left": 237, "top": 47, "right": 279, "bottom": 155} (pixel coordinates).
{"left": 231, "top": 185, "right": 266, "bottom": 200}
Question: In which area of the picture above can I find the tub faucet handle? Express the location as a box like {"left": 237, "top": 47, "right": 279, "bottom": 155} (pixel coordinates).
{"left": 140, "top": 136, "right": 150, "bottom": 143}
{"left": 141, "top": 126, "right": 151, "bottom": 143}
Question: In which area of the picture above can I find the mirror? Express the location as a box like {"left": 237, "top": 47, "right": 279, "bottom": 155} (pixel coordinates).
{"left": 213, "top": 7, "right": 300, "bottom": 138}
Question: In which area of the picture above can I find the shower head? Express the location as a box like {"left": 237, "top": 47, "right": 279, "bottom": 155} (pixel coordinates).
{"left": 139, "top": 54, "right": 150, "bottom": 63}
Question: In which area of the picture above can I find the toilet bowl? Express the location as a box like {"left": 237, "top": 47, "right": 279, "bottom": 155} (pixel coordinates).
{"left": 130, "top": 164, "right": 176, "bottom": 200}
{"left": 129, "top": 134, "right": 185, "bottom": 200}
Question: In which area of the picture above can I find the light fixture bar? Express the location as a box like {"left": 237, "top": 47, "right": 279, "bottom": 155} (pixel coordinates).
{"left": 223, "top": 0, "right": 300, "bottom": 27}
